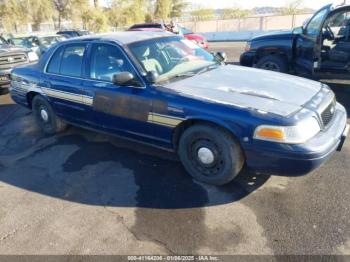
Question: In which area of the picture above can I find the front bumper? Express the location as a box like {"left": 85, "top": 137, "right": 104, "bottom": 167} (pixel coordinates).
{"left": 240, "top": 51, "right": 256, "bottom": 67}
{"left": 244, "top": 103, "right": 348, "bottom": 175}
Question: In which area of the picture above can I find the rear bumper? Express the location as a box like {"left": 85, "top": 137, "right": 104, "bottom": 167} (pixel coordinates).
{"left": 240, "top": 51, "right": 256, "bottom": 67}
{"left": 244, "top": 103, "right": 348, "bottom": 175}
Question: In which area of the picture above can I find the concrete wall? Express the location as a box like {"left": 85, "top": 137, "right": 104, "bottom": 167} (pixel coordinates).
{"left": 180, "top": 13, "right": 313, "bottom": 42}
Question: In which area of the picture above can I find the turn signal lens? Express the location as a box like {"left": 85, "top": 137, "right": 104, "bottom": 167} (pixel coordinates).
{"left": 254, "top": 117, "right": 321, "bottom": 144}
{"left": 256, "top": 128, "right": 284, "bottom": 141}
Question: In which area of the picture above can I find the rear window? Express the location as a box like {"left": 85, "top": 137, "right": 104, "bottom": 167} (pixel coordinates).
{"left": 130, "top": 24, "right": 162, "bottom": 29}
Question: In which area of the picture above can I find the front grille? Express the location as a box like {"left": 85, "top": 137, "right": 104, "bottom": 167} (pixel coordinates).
{"left": 320, "top": 99, "right": 336, "bottom": 127}
{"left": 0, "top": 53, "right": 28, "bottom": 69}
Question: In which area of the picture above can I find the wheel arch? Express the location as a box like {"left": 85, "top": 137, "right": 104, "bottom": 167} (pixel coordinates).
{"left": 172, "top": 117, "right": 242, "bottom": 151}
{"left": 255, "top": 46, "right": 291, "bottom": 64}
{"left": 26, "top": 91, "right": 40, "bottom": 109}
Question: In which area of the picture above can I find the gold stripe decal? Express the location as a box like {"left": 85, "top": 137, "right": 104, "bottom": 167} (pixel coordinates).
{"left": 148, "top": 113, "right": 184, "bottom": 127}
{"left": 42, "top": 87, "right": 93, "bottom": 106}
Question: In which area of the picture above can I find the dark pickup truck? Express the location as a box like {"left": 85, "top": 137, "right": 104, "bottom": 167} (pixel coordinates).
{"left": 240, "top": 3, "right": 350, "bottom": 80}
{"left": 0, "top": 36, "right": 38, "bottom": 89}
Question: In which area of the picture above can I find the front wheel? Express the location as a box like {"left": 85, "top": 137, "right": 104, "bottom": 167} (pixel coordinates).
{"left": 256, "top": 55, "right": 288, "bottom": 73}
{"left": 32, "top": 95, "right": 67, "bottom": 134}
{"left": 178, "top": 125, "right": 245, "bottom": 186}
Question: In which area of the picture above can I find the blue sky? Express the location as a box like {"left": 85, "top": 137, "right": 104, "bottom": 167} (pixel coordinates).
{"left": 188, "top": 0, "right": 336, "bottom": 9}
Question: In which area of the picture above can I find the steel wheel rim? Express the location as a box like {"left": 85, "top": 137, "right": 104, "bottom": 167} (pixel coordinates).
{"left": 261, "top": 61, "right": 280, "bottom": 72}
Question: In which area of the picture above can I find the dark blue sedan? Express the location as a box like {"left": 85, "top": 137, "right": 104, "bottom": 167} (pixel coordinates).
{"left": 10, "top": 32, "right": 349, "bottom": 185}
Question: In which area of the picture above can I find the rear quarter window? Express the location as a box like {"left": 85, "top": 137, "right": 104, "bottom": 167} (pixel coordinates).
{"left": 47, "top": 46, "right": 64, "bottom": 74}
{"left": 46, "top": 44, "right": 86, "bottom": 77}
{"left": 60, "top": 45, "right": 86, "bottom": 77}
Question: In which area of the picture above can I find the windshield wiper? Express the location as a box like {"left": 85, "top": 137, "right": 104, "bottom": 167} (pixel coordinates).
{"left": 196, "top": 64, "right": 220, "bottom": 75}
{"left": 173, "top": 72, "right": 196, "bottom": 78}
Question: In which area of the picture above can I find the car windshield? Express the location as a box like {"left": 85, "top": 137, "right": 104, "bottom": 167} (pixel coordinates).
{"left": 10, "top": 37, "right": 30, "bottom": 47}
{"left": 79, "top": 31, "right": 90, "bottom": 36}
{"left": 39, "top": 36, "right": 64, "bottom": 46}
{"left": 128, "top": 36, "right": 220, "bottom": 83}
{"left": 131, "top": 24, "right": 162, "bottom": 29}
{"left": 0, "top": 36, "right": 8, "bottom": 45}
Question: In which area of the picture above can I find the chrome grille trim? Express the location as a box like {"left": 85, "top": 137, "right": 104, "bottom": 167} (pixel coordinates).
{"left": 0, "top": 53, "right": 28, "bottom": 68}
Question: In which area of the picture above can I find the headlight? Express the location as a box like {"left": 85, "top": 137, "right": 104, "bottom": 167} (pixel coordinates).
{"left": 245, "top": 42, "right": 251, "bottom": 51}
{"left": 254, "top": 117, "right": 321, "bottom": 144}
{"left": 27, "top": 51, "right": 39, "bottom": 62}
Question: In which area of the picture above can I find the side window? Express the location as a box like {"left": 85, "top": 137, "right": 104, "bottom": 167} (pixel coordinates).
{"left": 60, "top": 44, "right": 86, "bottom": 77}
{"left": 90, "top": 44, "right": 136, "bottom": 82}
{"left": 47, "top": 46, "right": 64, "bottom": 74}
{"left": 305, "top": 8, "right": 328, "bottom": 38}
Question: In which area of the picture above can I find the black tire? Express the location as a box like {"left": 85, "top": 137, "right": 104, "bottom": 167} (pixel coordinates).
{"left": 256, "top": 55, "right": 288, "bottom": 73}
{"left": 178, "top": 124, "right": 245, "bottom": 186}
{"left": 32, "top": 95, "right": 67, "bottom": 134}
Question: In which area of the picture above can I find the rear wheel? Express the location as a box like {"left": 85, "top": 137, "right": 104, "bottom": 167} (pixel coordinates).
{"left": 256, "top": 55, "right": 288, "bottom": 73}
{"left": 32, "top": 95, "right": 67, "bottom": 134}
{"left": 178, "top": 125, "right": 245, "bottom": 186}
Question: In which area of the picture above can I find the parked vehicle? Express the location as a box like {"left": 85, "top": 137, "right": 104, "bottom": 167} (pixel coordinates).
{"left": 9, "top": 35, "right": 66, "bottom": 57}
{"left": 240, "top": 2, "right": 350, "bottom": 79}
{"left": 128, "top": 23, "right": 209, "bottom": 49}
{"left": 10, "top": 32, "right": 348, "bottom": 185}
{"left": 0, "top": 36, "right": 38, "bottom": 89}
{"left": 57, "top": 30, "right": 91, "bottom": 38}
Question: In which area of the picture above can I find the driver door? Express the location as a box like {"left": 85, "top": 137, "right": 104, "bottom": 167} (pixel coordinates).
{"left": 82, "top": 42, "right": 156, "bottom": 143}
{"left": 295, "top": 7, "right": 329, "bottom": 74}
{"left": 316, "top": 7, "right": 350, "bottom": 79}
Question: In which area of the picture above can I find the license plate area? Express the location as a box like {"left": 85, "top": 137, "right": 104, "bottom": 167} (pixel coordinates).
{"left": 337, "top": 124, "right": 349, "bottom": 151}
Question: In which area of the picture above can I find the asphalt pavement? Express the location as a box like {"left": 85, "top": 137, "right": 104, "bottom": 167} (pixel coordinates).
{"left": 0, "top": 42, "right": 349, "bottom": 256}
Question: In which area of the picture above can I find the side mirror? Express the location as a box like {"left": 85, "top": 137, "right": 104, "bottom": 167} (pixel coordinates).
{"left": 215, "top": 51, "right": 227, "bottom": 62}
{"left": 145, "top": 71, "right": 159, "bottom": 84}
{"left": 112, "top": 72, "right": 135, "bottom": 86}
{"left": 292, "top": 26, "right": 303, "bottom": 35}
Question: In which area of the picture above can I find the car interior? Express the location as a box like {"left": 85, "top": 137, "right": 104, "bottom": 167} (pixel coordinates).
{"left": 321, "top": 8, "right": 350, "bottom": 70}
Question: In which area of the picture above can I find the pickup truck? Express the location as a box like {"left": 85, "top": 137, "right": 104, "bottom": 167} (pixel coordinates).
{"left": 0, "top": 36, "right": 38, "bottom": 89}
{"left": 240, "top": 3, "right": 350, "bottom": 79}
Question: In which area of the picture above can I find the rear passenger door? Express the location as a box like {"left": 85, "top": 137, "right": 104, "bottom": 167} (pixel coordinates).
{"left": 82, "top": 43, "right": 156, "bottom": 142}
{"left": 41, "top": 43, "right": 91, "bottom": 124}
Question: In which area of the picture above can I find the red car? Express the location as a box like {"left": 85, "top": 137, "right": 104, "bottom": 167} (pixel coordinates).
{"left": 127, "top": 23, "right": 209, "bottom": 49}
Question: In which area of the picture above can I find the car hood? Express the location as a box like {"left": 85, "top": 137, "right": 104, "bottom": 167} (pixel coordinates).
{"left": 0, "top": 45, "right": 29, "bottom": 54}
{"left": 164, "top": 65, "right": 322, "bottom": 117}
{"left": 252, "top": 30, "right": 293, "bottom": 41}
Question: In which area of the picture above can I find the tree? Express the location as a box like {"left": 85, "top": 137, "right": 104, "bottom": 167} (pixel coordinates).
{"left": 280, "top": 0, "right": 305, "bottom": 15}
{"left": 82, "top": 7, "right": 108, "bottom": 32}
{"left": 27, "top": 0, "right": 55, "bottom": 31}
{"left": 0, "top": 0, "right": 27, "bottom": 32}
{"left": 191, "top": 9, "right": 215, "bottom": 21}
{"left": 170, "top": 0, "right": 188, "bottom": 18}
{"left": 221, "top": 8, "right": 251, "bottom": 20}
{"left": 52, "top": 0, "right": 70, "bottom": 29}
{"left": 154, "top": 0, "right": 172, "bottom": 20}
{"left": 52, "top": 0, "right": 88, "bottom": 29}
{"left": 108, "top": 0, "right": 147, "bottom": 28}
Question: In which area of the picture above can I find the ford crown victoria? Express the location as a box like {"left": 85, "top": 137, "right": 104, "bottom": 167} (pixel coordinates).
{"left": 10, "top": 32, "right": 349, "bottom": 185}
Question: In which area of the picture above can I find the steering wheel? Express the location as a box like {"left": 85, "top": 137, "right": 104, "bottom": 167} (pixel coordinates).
{"left": 325, "top": 25, "right": 335, "bottom": 40}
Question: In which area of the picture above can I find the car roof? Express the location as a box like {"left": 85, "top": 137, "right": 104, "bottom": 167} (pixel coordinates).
{"left": 63, "top": 31, "right": 174, "bottom": 45}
